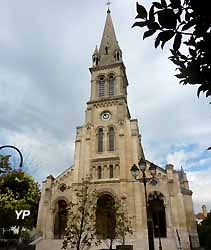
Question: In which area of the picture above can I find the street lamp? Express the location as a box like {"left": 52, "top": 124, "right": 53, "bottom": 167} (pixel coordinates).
{"left": 130, "top": 158, "right": 157, "bottom": 250}
{"left": 155, "top": 215, "right": 162, "bottom": 250}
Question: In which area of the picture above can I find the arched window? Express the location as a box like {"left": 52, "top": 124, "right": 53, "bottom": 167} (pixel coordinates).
{"left": 96, "top": 57, "right": 99, "bottom": 66}
{"left": 117, "top": 52, "right": 120, "bottom": 61}
{"left": 105, "top": 46, "right": 108, "bottom": 55}
{"left": 109, "top": 165, "right": 114, "bottom": 178}
{"left": 98, "top": 128, "right": 104, "bottom": 152}
{"left": 96, "top": 194, "right": 116, "bottom": 239}
{"left": 99, "top": 77, "right": 105, "bottom": 97}
{"left": 148, "top": 192, "right": 167, "bottom": 238}
{"left": 108, "top": 127, "right": 115, "bottom": 151}
{"left": 109, "top": 76, "right": 115, "bottom": 96}
{"left": 54, "top": 200, "right": 67, "bottom": 239}
{"left": 97, "top": 166, "right": 102, "bottom": 179}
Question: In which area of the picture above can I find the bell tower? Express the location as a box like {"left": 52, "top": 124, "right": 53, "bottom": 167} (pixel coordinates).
{"left": 73, "top": 9, "right": 145, "bottom": 182}
{"left": 89, "top": 9, "right": 127, "bottom": 103}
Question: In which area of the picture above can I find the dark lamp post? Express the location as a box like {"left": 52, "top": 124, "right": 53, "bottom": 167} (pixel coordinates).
{"left": 149, "top": 163, "right": 157, "bottom": 177}
{"left": 130, "top": 164, "right": 139, "bottom": 179}
{"left": 138, "top": 158, "right": 146, "bottom": 172}
{"left": 130, "top": 158, "right": 157, "bottom": 250}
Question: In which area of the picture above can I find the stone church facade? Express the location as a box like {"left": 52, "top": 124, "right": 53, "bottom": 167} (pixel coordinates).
{"left": 36, "top": 9, "right": 199, "bottom": 250}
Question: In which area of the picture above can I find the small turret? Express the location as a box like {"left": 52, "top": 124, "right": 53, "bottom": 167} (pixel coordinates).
{"left": 114, "top": 41, "right": 122, "bottom": 62}
{"left": 92, "top": 46, "right": 100, "bottom": 67}
{"left": 202, "top": 205, "right": 208, "bottom": 218}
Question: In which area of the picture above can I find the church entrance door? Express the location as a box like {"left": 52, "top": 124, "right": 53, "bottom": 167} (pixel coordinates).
{"left": 96, "top": 194, "right": 116, "bottom": 239}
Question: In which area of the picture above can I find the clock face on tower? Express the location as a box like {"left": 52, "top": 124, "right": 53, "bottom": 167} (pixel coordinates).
{"left": 101, "top": 111, "right": 111, "bottom": 121}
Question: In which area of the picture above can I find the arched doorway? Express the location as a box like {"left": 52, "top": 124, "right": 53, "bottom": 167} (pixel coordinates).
{"left": 54, "top": 200, "right": 67, "bottom": 239}
{"left": 148, "top": 191, "right": 167, "bottom": 238}
{"left": 96, "top": 194, "right": 116, "bottom": 239}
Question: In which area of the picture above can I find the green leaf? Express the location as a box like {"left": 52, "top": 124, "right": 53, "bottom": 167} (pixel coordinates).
{"left": 182, "top": 19, "right": 196, "bottom": 31}
{"left": 170, "top": 0, "right": 181, "bottom": 9}
{"left": 197, "top": 85, "right": 206, "bottom": 97}
{"left": 146, "top": 20, "right": 160, "bottom": 30}
{"left": 161, "top": 0, "right": 167, "bottom": 8}
{"left": 158, "top": 9, "right": 177, "bottom": 29}
{"left": 206, "top": 90, "right": 211, "bottom": 98}
{"left": 149, "top": 5, "right": 155, "bottom": 22}
{"left": 136, "top": 2, "right": 147, "bottom": 19}
{"left": 185, "top": 11, "right": 191, "bottom": 22}
{"left": 155, "top": 37, "right": 161, "bottom": 48}
{"left": 143, "top": 29, "right": 157, "bottom": 39}
{"left": 189, "top": 48, "right": 196, "bottom": 57}
{"left": 132, "top": 21, "right": 147, "bottom": 28}
{"left": 173, "top": 33, "right": 182, "bottom": 50}
{"left": 175, "top": 73, "right": 185, "bottom": 79}
{"left": 152, "top": 2, "right": 163, "bottom": 9}
{"left": 157, "top": 30, "right": 175, "bottom": 48}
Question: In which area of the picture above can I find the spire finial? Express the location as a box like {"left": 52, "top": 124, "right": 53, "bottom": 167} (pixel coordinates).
{"left": 106, "top": 0, "right": 112, "bottom": 13}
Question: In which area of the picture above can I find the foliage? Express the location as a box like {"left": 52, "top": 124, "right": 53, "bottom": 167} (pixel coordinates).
{"left": 0, "top": 155, "right": 12, "bottom": 175}
{"left": 0, "top": 155, "right": 40, "bottom": 235}
{"left": 62, "top": 182, "right": 101, "bottom": 250}
{"left": 115, "top": 199, "right": 133, "bottom": 246}
{"left": 197, "top": 213, "right": 211, "bottom": 249}
{"left": 133, "top": 0, "right": 211, "bottom": 101}
{"left": 102, "top": 197, "right": 133, "bottom": 249}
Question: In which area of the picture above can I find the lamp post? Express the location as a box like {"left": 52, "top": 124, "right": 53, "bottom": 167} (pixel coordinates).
{"left": 130, "top": 158, "right": 157, "bottom": 250}
{"left": 156, "top": 214, "right": 162, "bottom": 250}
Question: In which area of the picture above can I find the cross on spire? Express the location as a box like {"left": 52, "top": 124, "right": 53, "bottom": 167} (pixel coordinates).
{"left": 106, "top": 0, "right": 112, "bottom": 13}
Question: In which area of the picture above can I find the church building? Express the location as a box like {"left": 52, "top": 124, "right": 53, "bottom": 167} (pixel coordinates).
{"left": 36, "top": 8, "right": 199, "bottom": 250}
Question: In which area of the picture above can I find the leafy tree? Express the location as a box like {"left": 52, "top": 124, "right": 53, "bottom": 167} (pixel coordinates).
{"left": 0, "top": 155, "right": 12, "bottom": 175}
{"left": 102, "top": 197, "right": 133, "bottom": 249}
{"left": 62, "top": 181, "right": 101, "bottom": 250}
{"left": 0, "top": 155, "right": 40, "bottom": 238}
{"left": 197, "top": 213, "right": 211, "bottom": 249}
{"left": 133, "top": 0, "right": 211, "bottom": 101}
{"left": 115, "top": 198, "right": 133, "bottom": 246}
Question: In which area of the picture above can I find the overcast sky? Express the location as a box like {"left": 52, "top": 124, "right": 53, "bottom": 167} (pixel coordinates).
{"left": 0, "top": 0, "right": 211, "bottom": 213}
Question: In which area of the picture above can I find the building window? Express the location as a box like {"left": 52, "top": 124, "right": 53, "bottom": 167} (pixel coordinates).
{"left": 109, "top": 165, "right": 114, "bottom": 178}
{"left": 98, "top": 128, "right": 104, "bottom": 152}
{"left": 97, "top": 166, "right": 102, "bottom": 179}
{"left": 105, "top": 46, "right": 108, "bottom": 55}
{"left": 117, "top": 52, "right": 120, "bottom": 61}
{"left": 99, "top": 77, "right": 105, "bottom": 97}
{"left": 109, "top": 76, "right": 115, "bottom": 96}
{"left": 108, "top": 127, "right": 114, "bottom": 151}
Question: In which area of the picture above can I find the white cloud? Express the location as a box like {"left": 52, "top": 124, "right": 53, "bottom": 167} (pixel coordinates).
{"left": 188, "top": 168, "right": 211, "bottom": 213}
{"left": 166, "top": 151, "right": 186, "bottom": 170}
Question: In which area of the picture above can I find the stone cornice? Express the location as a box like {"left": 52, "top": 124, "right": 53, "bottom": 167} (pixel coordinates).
{"left": 90, "top": 178, "right": 121, "bottom": 184}
{"left": 181, "top": 187, "right": 193, "bottom": 196}
{"left": 91, "top": 156, "right": 120, "bottom": 162}
{"left": 89, "top": 62, "right": 125, "bottom": 73}
{"left": 86, "top": 95, "right": 127, "bottom": 105}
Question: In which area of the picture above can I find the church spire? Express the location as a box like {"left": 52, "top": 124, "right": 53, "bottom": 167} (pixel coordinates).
{"left": 95, "top": 9, "right": 122, "bottom": 67}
